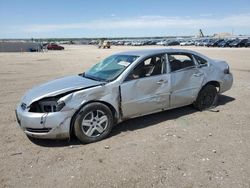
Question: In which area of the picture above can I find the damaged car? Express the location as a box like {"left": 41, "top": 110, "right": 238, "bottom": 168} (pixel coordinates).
{"left": 15, "top": 49, "right": 233, "bottom": 143}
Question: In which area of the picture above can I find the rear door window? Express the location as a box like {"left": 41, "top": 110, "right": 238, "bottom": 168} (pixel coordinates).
{"left": 168, "top": 53, "right": 195, "bottom": 72}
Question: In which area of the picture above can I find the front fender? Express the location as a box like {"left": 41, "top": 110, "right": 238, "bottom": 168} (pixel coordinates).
{"left": 65, "top": 85, "right": 120, "bottom": 118}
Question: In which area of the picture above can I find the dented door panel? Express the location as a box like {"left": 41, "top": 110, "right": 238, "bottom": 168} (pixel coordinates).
{"left": 121, "top": 74, "right": 171, "bottom": 118}
{"left": 170, "top": 68, "right": 204, "bottom": 108}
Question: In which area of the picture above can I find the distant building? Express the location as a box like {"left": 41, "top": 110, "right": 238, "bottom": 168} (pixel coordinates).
{"left": 0, "top": 41, "right": 42, "bottom": 52}
{"left": 213, "top": 32, "right": 232, "bottom": 38}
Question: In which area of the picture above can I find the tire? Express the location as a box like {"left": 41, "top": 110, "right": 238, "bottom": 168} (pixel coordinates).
{"left": 193, "top": 84, "right": 218, "bottom": 111}
{"left": 74, "top": 102, "right": 113, "bottom": 144}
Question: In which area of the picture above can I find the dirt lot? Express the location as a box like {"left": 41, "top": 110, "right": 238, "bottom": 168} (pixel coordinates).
{"left": 0, "top": 45, "right": 249, "bottom": 188}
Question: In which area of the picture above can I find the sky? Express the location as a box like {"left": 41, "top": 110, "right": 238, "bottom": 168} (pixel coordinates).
{"left": 0, "top": 0, "right": 250, "bottom": 38}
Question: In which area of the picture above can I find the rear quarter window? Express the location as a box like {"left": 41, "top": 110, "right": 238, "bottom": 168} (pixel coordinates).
{"left": 194, "top": 55, "right": 207, "bottom": 65}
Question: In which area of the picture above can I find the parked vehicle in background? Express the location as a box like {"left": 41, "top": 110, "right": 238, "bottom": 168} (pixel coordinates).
{"left": 229, "top": 39, "right": 248, "bottom": 47}
{"left": 180, "top": 40, "right": 194, "bottom": 46}
{"left": 124, "top": 41, "right": 132, "bottom": 46}
{"left": 201, "top": 39, "right": 211, "bottom": 47}
{"left": 89, "top": 40, "right": 98, "bottom": 45}
{"left": 228, "top": 39, "right": 240, "bottom": 47}
{"left": 116, "top": 41, "right": 125, "bottom": 45}
{"left": 206, "top": 39, "right": 224, "bottom": 47}
{"left": 245, "top": 40, "right": 250, "bottom": 47}
{"left": 98, "top": 40, "right": 111, "bottom": 49}
{"left": 218, "top": 39, "right": 235, "bottom": 47}
{"left": 164, "top": 40, "right": 180, "bottom": 46}
{"left": 15, "top": 49, "right": 233, "bottom": 143}
{"left": 156, "top": 40, "right": 167, "bottom": 45}
{"left": 74, "top": 37, "right": 250, "bottom": 48}
{"left": 195, "top": 40, "right": 204, "bottom": 46}
{"left": 47, "top": 43, "right": 64, "bottom": 50}
{"left": 131, "top": 41, "right": 144, "bottom": 46}
{"left": 103, "top": 40, "right": 111, "bottom": 48}
{"left": 147, "top": 40, "right": 157, "bottom": 45}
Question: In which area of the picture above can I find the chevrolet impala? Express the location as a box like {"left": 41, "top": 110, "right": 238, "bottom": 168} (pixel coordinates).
{"left": 15, "top": 49, "right": 233, "bottom": 143}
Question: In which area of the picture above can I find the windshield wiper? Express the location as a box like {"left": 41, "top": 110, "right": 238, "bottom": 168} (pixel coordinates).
{"left": 82, "top": 73, "right": 107, "bottom": 82}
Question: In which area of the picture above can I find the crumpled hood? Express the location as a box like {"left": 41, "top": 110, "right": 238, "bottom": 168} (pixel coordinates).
{"left": 22, "top": 75, "right": 103, "bottom": 106}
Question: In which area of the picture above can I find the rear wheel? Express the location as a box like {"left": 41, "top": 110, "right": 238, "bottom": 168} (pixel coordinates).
{"left": 193, "top": 85, "right": 218, "bottom": 111}
{"left": 74, "top": 103, "right": 113, "bottom": 144}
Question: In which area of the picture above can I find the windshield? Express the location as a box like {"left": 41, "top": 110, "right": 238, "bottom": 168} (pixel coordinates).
{"left": 84, "top": 55, "right": 139, "bottom": 81}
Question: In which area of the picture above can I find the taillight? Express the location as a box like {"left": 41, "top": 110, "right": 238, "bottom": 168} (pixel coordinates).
{"left": 224, "top": 65, "right": 230, "bottom": 74}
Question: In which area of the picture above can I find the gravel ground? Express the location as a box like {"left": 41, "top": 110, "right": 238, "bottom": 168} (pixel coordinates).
{"left": 0, "top": 45, "right": 249, "bottom": 188}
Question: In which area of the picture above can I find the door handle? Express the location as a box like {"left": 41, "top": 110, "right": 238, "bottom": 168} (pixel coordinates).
{"left": 157, "top": 80, "right": 168, "bottom": 84}
{"left": 193, "top": 73, "right": 203, "bottom": 77}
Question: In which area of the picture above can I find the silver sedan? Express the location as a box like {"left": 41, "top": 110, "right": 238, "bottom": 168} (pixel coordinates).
{"left": 15, "top": 49, "right": 233, "bottom": 143}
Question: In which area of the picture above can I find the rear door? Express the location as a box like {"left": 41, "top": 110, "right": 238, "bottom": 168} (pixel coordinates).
{"left": 120, "top": 54, "right": 171, "bottom": 118}
{"left": 168, "top": 53, "right": 204, "bottom": 108}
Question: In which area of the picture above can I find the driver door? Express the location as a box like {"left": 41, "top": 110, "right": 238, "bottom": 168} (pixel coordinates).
{"left": 120, "top": 54, "right": 171, "bottom": 118}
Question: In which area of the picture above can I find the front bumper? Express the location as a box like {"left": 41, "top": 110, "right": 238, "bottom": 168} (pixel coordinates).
{"left": 15, "top": 104, "right": 75, "bottom": 139}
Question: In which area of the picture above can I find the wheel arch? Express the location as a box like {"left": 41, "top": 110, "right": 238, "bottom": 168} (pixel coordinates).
{"left": 195, "top": 80, "right": 221, "bottom": 100}
{"left": 69, "top": 100, "right": 118, "bottom": 139}
{"left": 202, "top": 80, "right": 221, "bottom": 92}
{"left": 194, "top": 81, "right": 220, "bottom": 110}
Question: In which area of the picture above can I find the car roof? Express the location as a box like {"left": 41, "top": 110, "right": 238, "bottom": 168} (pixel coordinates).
{"left": 116, "top": 48, "right": 199, "bottom": 57}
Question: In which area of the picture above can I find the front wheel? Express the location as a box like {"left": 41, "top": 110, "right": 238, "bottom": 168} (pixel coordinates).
{"left": 193, "top": 85, "right": 218, "bottom": 111}
{"left": 74, "top": 103, "right": 114, "bottom": 144}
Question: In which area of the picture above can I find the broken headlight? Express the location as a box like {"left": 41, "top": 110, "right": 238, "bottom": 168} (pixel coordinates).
{"left": 29, "top": 93, "right": 73, "bottom": 113}
{"left": 39, "top": 100, "right": 65, "bottom": 113}
{"left": 29, "top": 99, "right": 65, "bottom": 113}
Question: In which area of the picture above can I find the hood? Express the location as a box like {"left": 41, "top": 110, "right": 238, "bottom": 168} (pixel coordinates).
{"left": 22, "top": 75, "right": 103, "bottom": 106}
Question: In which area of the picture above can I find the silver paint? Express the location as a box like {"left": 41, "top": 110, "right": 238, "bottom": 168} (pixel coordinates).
{"left": 15, "top": 49, "right": 233, "bottom": 139}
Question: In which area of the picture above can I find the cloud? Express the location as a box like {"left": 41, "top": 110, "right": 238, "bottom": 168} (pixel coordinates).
{"left": 199, "top": 13, "right": 215, "bottom": 17}
{"left": 22, "top": 13, "right": 250, "bottom": 33}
